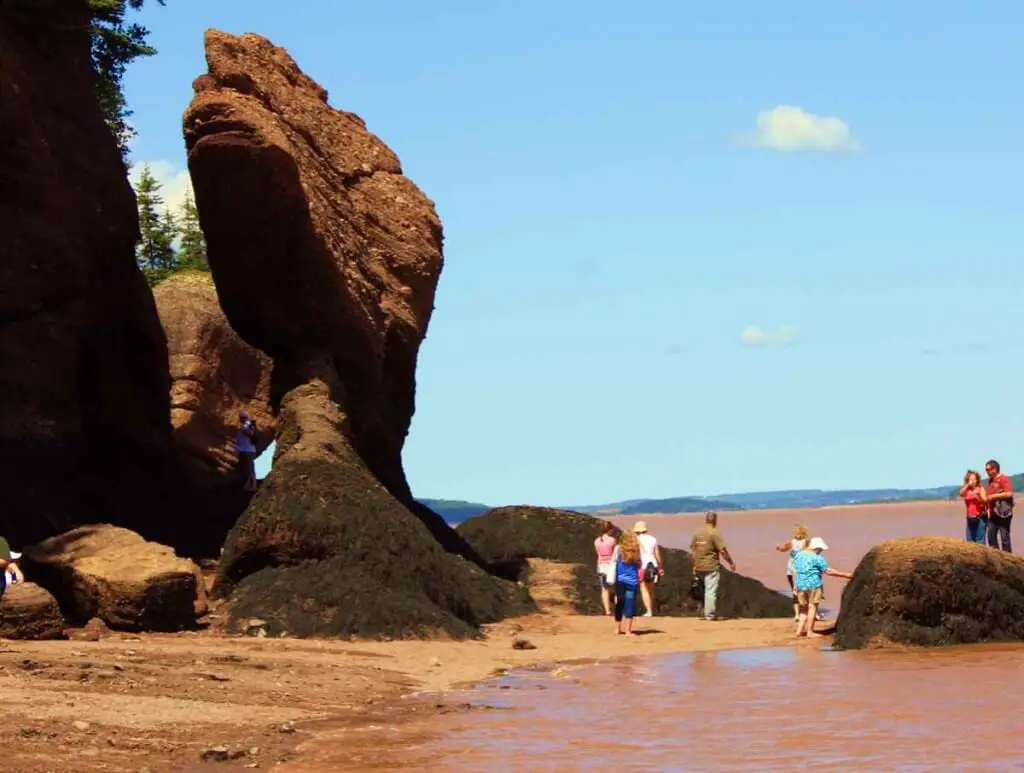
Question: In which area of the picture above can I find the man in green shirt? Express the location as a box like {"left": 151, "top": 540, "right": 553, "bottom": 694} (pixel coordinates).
{"left": 689, "top": 511, "right": 736, "bottom": 621}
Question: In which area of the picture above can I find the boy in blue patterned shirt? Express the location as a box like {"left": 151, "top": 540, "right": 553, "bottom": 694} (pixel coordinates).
{"left": 792, "top": 537, "right": 853, "bottom": 638}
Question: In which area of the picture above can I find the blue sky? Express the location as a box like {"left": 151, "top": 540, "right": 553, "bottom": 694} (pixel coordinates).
{"left": 126, "top": 1, "right": 1024, "bottom": 505}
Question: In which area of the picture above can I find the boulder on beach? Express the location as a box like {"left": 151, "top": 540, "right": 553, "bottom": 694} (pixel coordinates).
{"left": 23, "top": 525, "right": 206, "bottom": 632}
{"left": 185, "top": 31, "right": 530, "bottom": 638}
{"left": 0, "top": 582, "right": 65, "bottom": 640}
{"left": 458, "top": 507, "right": 793, "bottom": 619}
{"left": 0, "top": 1, "right": 183, "bottom": 549}
{"left": 835, "top": 537, "right": 1024, "bottom": 649}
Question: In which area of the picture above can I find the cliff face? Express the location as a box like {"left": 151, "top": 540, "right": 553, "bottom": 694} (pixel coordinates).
{"left": 0, "top": 2, "right": 177, "bottom": 548}
{"left": 185, "top": 31, "right": 525, "bottom": 637}
{"left": 153, "top": 272, "right": 274, "bottom": 475}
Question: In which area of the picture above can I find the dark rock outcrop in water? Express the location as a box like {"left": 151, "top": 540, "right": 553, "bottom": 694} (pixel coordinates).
{"left": 23, "top": 525, "right": 206, "bottom": 632}
{"left": 458, "top": 507, "right": 792, "bottom": 619}
{"left": 184, "top": 31, "right": 530, "bottom": 638}
{"left": 0, "top": 2, "right": 178, "bottom": 549}
{"left": 835, "top": 537, "right": 1024, "bottom": 648}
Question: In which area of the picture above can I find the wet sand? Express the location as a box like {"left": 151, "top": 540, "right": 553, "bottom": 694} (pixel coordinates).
{"left": 0, "top": 500, "right": 980, "bottom": 771}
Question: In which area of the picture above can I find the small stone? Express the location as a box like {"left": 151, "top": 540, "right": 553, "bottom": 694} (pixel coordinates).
{"left": 72, "top": 721, "right": 90, "bottom": 732}
{"left": 200, "top": 746, "right": 230, "bottom": 762}
{"left": 278, "top": 722, "right": 295, "bottom": 734}
{"left": 512, "top": 638, "right": 537, "bottom": 651}
{"left": 248, "top": 746, "right": 260, "bottom": 756}
{"left": 428, "top": 657, "right": 442, "bottom": 668}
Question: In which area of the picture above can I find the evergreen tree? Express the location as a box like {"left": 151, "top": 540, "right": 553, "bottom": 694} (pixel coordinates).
{"left": 135, "top": 165, "right": 178, "bottom": 285}
{"left": 177, "top": 190, "right": 209, "bottom": 271}
{"left": 88, "top": 0, "right": 166, "bottom": 160}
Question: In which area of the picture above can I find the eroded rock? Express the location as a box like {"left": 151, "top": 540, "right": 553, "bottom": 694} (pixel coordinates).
{"left": 153, "top": 271, "right": 274, "bottom": 474}
{"left": 23, "top": 525, "right": 205, "bottom": 631}
{"left": 458, "top": 507, "right": 793, "bottom": 619}
{"left": 0, "top": 582, "right": 64, "bottom": 640}
{"left": 835, "top": 537, "right": 1024, "bottom": 649}
{"left": 0, "top": 0, "right": 182, "bottom": 549}
{"left": 183, "top": 31, "right": 527, "bottom": 638}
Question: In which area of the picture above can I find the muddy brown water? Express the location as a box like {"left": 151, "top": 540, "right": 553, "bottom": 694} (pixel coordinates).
{"left": 306, "top": 502, "right": 1024, "bottom": 770}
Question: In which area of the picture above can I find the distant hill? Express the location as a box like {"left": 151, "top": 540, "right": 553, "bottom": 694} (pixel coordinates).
{"left": 420, "top": 499, "right": 491, "bottom": 524}
{"left": 422, "top": 475, "right": 1024, "bottom": 523}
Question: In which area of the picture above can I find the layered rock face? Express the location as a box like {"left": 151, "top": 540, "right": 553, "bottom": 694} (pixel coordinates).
{"left": 459, "top": 507, "right": 793, "bottom": 619}
{"left": 835, "top": 537, "right": 1024, "bottom": 648}
{"left": 23, "top": 525, "right": 206, "bottom": 632}
{"left": 0, "top": 1, "right": 179, "bottom": 549}
{"left": 153, "top": 272, "right": 274, "bottom": 475}
{"left": 184, "top": 31, "right": 527, "bottom": 637}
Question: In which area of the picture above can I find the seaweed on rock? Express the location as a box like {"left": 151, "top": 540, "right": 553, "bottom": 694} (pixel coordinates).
{"left": 835, "top": 537, "right": 1024, "bottom": 649}
{"left": 457, "top": 506, "right": 791, "bottom": 619}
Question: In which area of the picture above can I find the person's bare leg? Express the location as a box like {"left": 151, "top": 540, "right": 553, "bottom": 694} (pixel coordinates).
{"left": 788, "top": 577, "right": 798, "bottom": 620}
{"left": 601, "top": 585, "right": 612, "bottom": 616}
{"left": 805, "top": 603, "right": 823, "bottom": 638}
{"left": 795, "top": 604, "right": 808, "bottom": 637}
{"left": 624, "top": 617, "right": 635, "bottom": 636}
{"left": 640, "top": 582, "right": 654, "bottom": 616}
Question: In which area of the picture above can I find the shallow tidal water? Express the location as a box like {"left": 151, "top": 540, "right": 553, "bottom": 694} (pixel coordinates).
{"left": 414, "top": 643, "right": 1024, "bottom": 771}
{"left": 300, "top": 502, "right": 1018, "bottom": 772}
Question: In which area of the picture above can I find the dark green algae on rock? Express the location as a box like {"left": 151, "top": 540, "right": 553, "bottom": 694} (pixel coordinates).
{"left": 835, "top": 536, "right": 1024, "bottom": 649}
{"left": 457, "top": 506, "right": 792, "bottom": 619}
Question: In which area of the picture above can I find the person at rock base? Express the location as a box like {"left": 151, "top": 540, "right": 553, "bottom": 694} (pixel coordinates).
{"left": 0, "top": 537, "right": 15, "bottom": 600}
{"left": 611, "top": 531, "right": 643, "bottom": 636}
{"left": 985, "top": 459, "right": 1014, "bottom": 553}
{"left": 776, "top": 524, "right": 811, "bottom": 621}
{"left": 235, "top": 410, "right": 259, "bottom": 492}
{"left": 5, "top": 551, "right": 23, "bottom": 586}
{"left": 594, "top": 521, "right": 618, "bottom": 616}
{"left": 632, "top": 521, "right": 663, "bottom": 617}
{"left": 690, "top": 511, "right": 736, "bottom": 621}
{"left": 959, "top": 470, "right": 989, "bottom": 545}
{"left": 792, "top": 537, "right": 852, "bottom": 638}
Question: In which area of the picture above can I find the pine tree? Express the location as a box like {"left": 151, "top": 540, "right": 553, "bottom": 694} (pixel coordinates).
{"left": 135, "top": 165, "right": 178, "bottom": 285}
{"left": 88, "top": 0, "right": 166, "bottom": 160}
{"left": 177, "top": 191, "right": 209, "bottom": 271}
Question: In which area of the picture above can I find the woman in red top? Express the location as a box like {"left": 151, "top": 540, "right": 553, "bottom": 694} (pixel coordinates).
{"left": 959, "top": 470, "right": 989, "bottom": 544}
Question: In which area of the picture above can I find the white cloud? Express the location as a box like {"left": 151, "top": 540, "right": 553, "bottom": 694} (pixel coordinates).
{"left": 128, "top": 159, "right": 193, "bottom": 215}
{"left": 740, "top": 105, "right": 862, "bottom": 153}
{"left": 741, "top": 325, "right": 799, "bottom": 347}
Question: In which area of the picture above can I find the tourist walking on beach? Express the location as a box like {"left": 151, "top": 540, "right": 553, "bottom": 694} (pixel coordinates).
{"left": 632, "top": 521, "right": 663, "bottom": 617}
{"left": 612, "top": 531, "right": 643, "bottom": 635}
{"left": 776, "top": 524, "right": 811, "bottom": 620}
{"left": 690, "top": 512, "right": 735, "bottom": 621}
{"left": 236, "top": 410, "right": 259, "bottom": 492}
{"left": 985, "top": 460, "right": 1014, "bottom": 552}
{"left": 594, "top": 521, "right": 618, "bottom": 616}
{"left": 959, "top": 470, "right": 989, "bottom": 545}
{"left": 792, "top": 537, "right": 852, "bottom": 638}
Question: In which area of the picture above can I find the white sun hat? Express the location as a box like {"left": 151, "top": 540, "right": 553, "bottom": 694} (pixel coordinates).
{"left": 808, "top": 537, "right": 829, "bottom": 551}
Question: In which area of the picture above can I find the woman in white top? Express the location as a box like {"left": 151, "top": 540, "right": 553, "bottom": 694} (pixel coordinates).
{"left": 632, "top": 521, "right": 663, "bottom": 617}
{"left": 775, "top": 524, "right": 810, "bottom": 621}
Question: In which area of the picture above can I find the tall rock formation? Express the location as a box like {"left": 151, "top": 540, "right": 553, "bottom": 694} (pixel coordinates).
{"left": 184, "top": 31, "right": 527, "bottom": 637}
{"left": 0, "top": 1, "right": 180, "bottom": 548}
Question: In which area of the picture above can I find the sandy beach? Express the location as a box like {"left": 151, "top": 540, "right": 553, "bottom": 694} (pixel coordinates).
{"left": 0, "top": 559, "right": 797, "bottom": 773}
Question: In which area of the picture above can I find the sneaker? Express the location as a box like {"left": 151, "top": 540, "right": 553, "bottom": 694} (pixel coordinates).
{"left": 643, "top": 611, "right": 653, "bottom": 618}
{"left": 703, "top": 615, "right": 717, "bottom": 622}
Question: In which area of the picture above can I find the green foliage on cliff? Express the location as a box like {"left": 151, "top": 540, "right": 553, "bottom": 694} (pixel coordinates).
{"left": 88, "top": 0, "right": 165, "bottom": 159}
{"left": 133, "top": 165, "right": 209, "bottom": 286}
